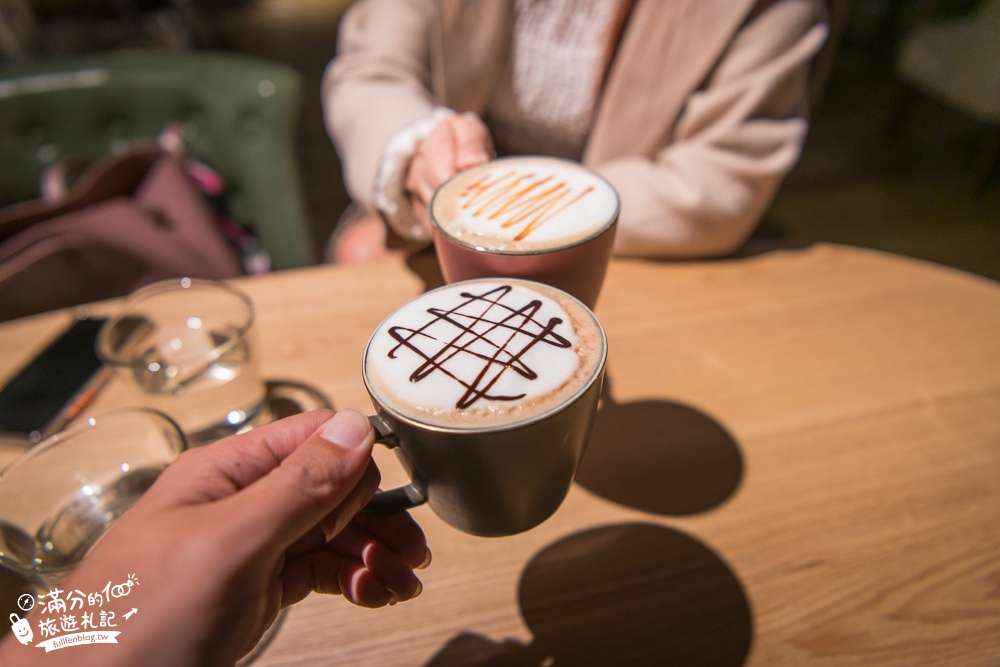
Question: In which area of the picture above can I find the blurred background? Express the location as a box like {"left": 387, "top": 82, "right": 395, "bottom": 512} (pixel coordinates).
{"left": 1, "top": 0, "right": 997, "bottom": 280}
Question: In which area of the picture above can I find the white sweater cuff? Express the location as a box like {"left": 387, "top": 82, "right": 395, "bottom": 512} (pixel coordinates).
{"left": 372, "top": 107, "right": 456, "bottom": 241}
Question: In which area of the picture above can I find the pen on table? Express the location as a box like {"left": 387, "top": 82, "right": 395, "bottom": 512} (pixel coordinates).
{"left": 36, "top": 365, "right": 116, "bottom": 443}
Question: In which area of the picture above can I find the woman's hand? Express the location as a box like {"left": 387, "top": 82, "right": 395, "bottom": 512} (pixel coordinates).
{"left": 405, "top": 113, "right": 493, "bottom": 233}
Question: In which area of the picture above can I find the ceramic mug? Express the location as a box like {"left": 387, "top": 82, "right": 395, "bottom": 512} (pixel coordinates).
{"left": 362, "top": 278, "right": 607, "bottom": 536}
{"left": 430, "top": 156, "right": 619, "bottom": 309}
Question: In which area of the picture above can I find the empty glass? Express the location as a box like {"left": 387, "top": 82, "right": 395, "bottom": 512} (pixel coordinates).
{"left": 97, "top": 277, "right": 270, "bottom": 444}
{"left": 0, "top": 408, "right": 186, "bottom": 587}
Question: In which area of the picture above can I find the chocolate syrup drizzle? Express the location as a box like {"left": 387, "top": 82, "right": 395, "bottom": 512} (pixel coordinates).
{"left": 387, "top": 285, "right": 572, "bottom": 409}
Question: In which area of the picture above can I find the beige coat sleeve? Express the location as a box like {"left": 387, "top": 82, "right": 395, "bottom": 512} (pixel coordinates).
{"left": 595, "top": 0, "right": 828, "bottom": 258}
{"left": 322, "top": 0, "right": 440, "bottom": 214}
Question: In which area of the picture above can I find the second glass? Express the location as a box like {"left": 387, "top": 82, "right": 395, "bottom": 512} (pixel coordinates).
{"left": 97, "top": 277, "right": 268, "bottom": 444}
{"left": 0, "top": 408, "right": 186, "bottom": 587}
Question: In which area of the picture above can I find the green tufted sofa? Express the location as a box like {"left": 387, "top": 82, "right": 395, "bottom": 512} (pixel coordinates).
{"left": 0, "top": 51, "right": 317, "bottom": 271}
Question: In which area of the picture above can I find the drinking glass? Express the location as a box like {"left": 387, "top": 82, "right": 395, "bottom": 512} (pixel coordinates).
{"left": 96, "top": 277, "right": 269, "bottom": 444}
{"left": 0, "top": 408, "right": 186, "bottom": 588}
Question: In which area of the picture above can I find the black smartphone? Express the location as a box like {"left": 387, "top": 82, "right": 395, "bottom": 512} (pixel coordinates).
{"left": 0, "top": 314, "right": 146, "bottom": 443}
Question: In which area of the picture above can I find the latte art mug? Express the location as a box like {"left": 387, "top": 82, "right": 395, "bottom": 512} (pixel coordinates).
{"left": 430, "top": 156, "right": 620, "bottom": 309}
{"left": 363, "top": 278, "right": 607, "bottom": 536}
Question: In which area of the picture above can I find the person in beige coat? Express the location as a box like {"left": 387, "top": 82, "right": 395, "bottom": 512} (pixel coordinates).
{"left": 323, "top": 0, "right": 828, "bottom": 262}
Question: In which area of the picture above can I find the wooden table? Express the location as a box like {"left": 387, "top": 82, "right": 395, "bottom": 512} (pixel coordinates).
{"left": 1, "top": 244, "right": 999, "bottom": 665}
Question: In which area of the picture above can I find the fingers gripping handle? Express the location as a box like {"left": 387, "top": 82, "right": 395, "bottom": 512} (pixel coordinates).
{"left": 363, "top": 415, "right": 428, "bottom": 513}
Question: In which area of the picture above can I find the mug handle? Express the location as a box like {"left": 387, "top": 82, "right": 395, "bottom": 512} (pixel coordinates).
{"left": 362, "top": 415, "right": 428, "bottom": 513}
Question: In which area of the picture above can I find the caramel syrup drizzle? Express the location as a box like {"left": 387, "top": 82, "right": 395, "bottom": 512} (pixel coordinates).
{"left": 458, "top": 170, "right": 596, "bottom": 241}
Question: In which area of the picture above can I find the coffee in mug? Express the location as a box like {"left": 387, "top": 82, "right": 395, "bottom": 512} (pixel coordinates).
{"left": 430, "top": 156, "right": 619, "bottom": 309}
{"left": 363, "top": 278, "right": 607, "bottom": 536}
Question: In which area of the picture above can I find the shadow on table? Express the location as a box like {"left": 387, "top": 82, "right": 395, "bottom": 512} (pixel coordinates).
{"left": 263, "top": 379, "right": 333, "bottom": 419}
{"left": 405, "top": 247, "right": 445, "bottom": 293}
{"left": 575, "top": 377, "right": 744, "bottom": 516}
{"left": 424, "top": 522, "right": 753, "bottom": 667}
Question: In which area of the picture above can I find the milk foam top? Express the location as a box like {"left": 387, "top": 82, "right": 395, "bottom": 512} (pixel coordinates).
{"left": 364, "top": 278, "right": 606, "bottom": 429}
{"left": 431, "top": 156, "right": 620, "bottom": 253}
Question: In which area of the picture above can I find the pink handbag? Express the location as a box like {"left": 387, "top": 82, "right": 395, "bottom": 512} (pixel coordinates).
{"left": 0, "top": 144, "right": 243, "bottom": 321}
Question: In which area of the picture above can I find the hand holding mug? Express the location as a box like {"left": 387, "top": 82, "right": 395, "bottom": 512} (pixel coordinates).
{"left": 0, "top": 410, "right": 429, "bottom": 667}
{"left": 406, "top": 112, "right": 494, "bottom": 234}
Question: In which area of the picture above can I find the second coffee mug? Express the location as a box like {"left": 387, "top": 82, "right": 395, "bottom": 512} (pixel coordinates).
{"left": 430, "top": 156, "right": 619, "bottom": 309}
{"left": 363, "top": 278, "right": 607, "bottom": 537}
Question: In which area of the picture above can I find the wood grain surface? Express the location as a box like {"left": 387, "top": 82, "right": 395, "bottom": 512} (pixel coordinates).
{"left": 1, "top": 244, "right": 998, "bottom": 666}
